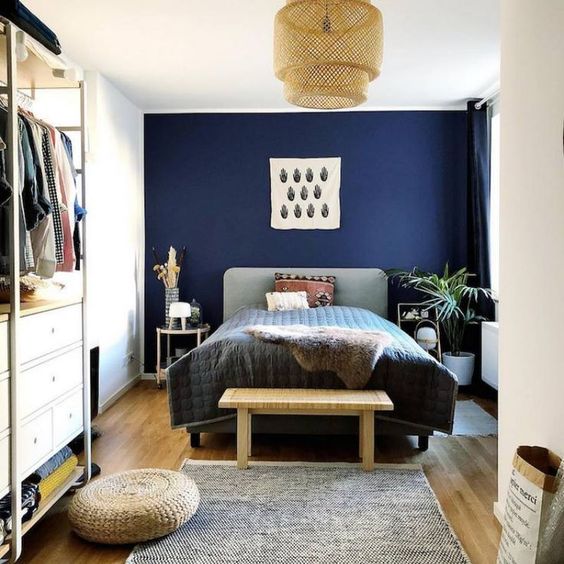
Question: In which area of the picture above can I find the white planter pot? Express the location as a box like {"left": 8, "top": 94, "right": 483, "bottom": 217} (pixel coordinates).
{"left": 442, "top": 352, "right": 475, "bottom": 386}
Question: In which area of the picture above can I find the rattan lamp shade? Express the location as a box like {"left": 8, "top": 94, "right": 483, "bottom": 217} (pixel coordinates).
{"left": 274, "top": 0, "right": 383, "bottom": 109}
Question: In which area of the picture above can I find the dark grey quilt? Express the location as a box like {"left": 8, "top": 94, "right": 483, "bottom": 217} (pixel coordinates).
{"left": 168, "top": 305, "right": 457, "bottom": 434}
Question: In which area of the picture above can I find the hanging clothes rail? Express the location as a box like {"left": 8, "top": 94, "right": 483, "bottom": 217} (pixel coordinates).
{"left": 0, "top": 16, "right": 91, "bottom": 563}
{"left": 0, "top": 80, "right": 32, "bottom": 110}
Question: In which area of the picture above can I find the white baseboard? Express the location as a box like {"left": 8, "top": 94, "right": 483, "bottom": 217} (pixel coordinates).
{"left": 493, "top": 501, "right": 504, "bottom": 524}
{"left": 98, "top": 374, "right": 142, "bottom": 414}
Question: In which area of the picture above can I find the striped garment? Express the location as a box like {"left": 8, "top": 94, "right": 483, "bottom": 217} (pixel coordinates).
{"left": 0, "top": 483, "right": 40, "bottom": 533}
{"left": 38, "top": 455, "right": 78, "bottom": 499}
{"left": 29, "top": 445, "right": 73, "bottom": 481}
{"left": 41, "top": 128, "right": 64, "bottom": 264}
{"left": 24, "top": 232, "right": 35, "bottom": 270}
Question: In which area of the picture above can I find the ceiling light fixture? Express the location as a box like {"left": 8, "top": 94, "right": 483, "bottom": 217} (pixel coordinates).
{"left": 274, "top": 0, "right": 383, "bottom": 110}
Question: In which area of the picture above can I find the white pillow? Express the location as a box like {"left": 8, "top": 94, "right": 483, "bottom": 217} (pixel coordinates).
{"left": 266, "top": 291, "right": 310, "bottom": 312}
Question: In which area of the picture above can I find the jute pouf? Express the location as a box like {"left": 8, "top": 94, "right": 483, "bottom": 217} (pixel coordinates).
{"left": 68, "top": 468, "right": 200, "bottom": 544}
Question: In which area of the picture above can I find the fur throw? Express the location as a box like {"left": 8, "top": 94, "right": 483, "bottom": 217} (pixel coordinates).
{"left": 245, "top": 325, "right": 393, "bottom": 389}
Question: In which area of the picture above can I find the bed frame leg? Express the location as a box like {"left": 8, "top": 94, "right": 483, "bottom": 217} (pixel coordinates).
{"left": 418, "top": 436, "right": 429, "bottom": 451}
{"left": 189, "top": 432, "right": 201, "bottom": 448}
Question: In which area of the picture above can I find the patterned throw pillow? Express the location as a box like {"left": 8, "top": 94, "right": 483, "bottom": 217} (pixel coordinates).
{"left": 274, "top": 273, "right": 336, "bottom": 308}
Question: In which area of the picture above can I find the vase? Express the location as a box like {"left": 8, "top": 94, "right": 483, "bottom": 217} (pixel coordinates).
{"left": 165, "top": 288, "right": 180, "bottom": 329}
{"left": 189, "top": 298, "right": 202, "bottom": 327}
{"left": 442, "top": 352, "right": 475, "bottom": 386}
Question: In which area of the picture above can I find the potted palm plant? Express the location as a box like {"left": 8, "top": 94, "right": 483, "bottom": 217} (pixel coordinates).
{"left": 387, "top": 265, "right": 493, "bottom": 385}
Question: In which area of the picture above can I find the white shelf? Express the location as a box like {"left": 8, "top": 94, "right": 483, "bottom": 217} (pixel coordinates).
{"left": 0, "top": 297, "right": 82, "bottom": 318}
{"left": 0, "top": 18, "right": 79, "bottom": 90}
{"left": 0, "top": 467, "right": 83, "bottom": 560}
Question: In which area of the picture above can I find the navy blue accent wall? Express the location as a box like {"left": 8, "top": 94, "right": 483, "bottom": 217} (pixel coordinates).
{"left": 144, "top": 111, "right": 467, "bottom": 368}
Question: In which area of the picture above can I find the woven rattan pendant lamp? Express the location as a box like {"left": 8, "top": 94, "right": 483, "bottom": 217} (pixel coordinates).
{"left": 274, "top": 0, "right": 383, "bottom": 109}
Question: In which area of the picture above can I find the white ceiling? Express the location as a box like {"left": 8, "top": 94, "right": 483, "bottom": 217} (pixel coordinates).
{"left": 26, "top": 0, "right": 500, "bottom": 112}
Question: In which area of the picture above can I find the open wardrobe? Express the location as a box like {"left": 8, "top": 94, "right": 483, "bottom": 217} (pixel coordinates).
{"left": 0, "top": 17, "right": 91, "bottom": 562}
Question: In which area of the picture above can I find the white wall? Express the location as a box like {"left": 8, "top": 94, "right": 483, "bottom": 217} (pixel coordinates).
{"left": 498, "top": 0, "right": 564, "bottom": 502}
{"left": 85, "top": 72, "right": 145, "bottom": 410}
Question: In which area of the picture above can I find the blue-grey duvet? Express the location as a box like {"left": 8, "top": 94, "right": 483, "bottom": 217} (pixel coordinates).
{"left": 167, "top": 306, "right": 457, "bottom": 433}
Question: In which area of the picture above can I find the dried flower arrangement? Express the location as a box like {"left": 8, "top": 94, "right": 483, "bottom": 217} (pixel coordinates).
{"left": 152, "top": 246, "right": 186, "bottom": 289}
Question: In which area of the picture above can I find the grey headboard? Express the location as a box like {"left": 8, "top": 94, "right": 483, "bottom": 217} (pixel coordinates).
{"left": 223, "top": 267, "right": 388, "bottom": 321}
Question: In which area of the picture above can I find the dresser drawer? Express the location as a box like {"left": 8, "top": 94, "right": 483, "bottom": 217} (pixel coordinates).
{"left": 20, "top": 347, "right": 83, "bottom": 418}
{"left": 21, "top": 410, "right": 53, "bottom": 475}
{"left": 20, "top": 304, "right": 82, "bottom": 364}
{"left": 0, "top": 378, "right": 9, "bottom": 433}
{"left": 0, "top": 434, "right": 8, "bottom": 493}
{"left": 0, "top": 322, "right": 8, "bottom": 373}
{"left": 53, "top": 390, "right": 83, "bottom": 448}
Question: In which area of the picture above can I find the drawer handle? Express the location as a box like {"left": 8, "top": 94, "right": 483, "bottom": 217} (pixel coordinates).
{"left": 69, "top": 413, "right": 73, "bottom": 419}
{"left": 52, "top": 375, "right": 56, "bottom": 383}
{"left": 50, "top": 327, "right": 56, "bottom": 335}
{"left": 33, "top": 437, "right": 37, "bottom": 445}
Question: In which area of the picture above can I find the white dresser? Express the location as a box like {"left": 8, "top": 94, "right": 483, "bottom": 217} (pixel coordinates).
{"left": 0, "top": 300, "right": 90, "bottom": 560}
{"left": 18, "top": 303, "right": 84, "bottom": 477}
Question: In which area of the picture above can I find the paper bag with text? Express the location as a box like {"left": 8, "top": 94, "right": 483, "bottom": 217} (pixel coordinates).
{"left": 497, "top": 446, "right": 562, "bottom": 564}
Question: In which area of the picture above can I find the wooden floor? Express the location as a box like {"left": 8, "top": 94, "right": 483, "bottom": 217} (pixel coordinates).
{"left": 18, "top": 382, "right": 500, "bottom": 564}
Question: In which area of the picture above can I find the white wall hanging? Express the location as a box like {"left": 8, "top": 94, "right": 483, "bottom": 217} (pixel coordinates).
{"left": 270, "top": 157, "right": 341, "bottom": 230}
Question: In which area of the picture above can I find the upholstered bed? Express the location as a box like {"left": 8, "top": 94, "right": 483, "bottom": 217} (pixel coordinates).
{"left": 167, "top": 267, "right": 458, "bottom": 451}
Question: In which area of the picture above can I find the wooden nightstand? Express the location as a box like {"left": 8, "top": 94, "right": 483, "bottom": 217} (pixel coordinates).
{"left": 155, "top": 324, "right": 211, "bottom": 388}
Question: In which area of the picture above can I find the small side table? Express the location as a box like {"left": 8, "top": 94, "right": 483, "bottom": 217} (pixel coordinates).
{"left": 155, "top": 324, "right": 210, "bottom": 388}
{"left": 397, "top": 303, "right": 442, "bottom": 361}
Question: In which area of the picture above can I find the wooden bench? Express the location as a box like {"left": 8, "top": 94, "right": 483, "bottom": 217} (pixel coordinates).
{"left": 218, "top": 388, "right": 394, "bottom": 471}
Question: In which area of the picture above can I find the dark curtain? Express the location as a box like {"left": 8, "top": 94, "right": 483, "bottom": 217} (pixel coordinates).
{"left": 466, "top": 101, "right": 494, "bottom": 390}
{"left": 467, "top": 101, "right": 491, "bottom": 289}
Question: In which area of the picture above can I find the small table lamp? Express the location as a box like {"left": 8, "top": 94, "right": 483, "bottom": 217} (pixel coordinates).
{"left": 168, "top": 302, "right": 192, "bottom": 330}
{"left": 415, "top": 320, "right": 441, "bottom": 361}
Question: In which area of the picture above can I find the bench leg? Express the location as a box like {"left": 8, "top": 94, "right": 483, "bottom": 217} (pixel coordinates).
{"left": 358, "top": 415, "right": 364, "bottom": 458}
{"left": 248, "top": 412, "right": 252, "bottom": 457}
{"left": 361, "top": 410, "right": 375, "bottom": 471}
{"left": 237, "top": 407, "right": 249, "bottom": 469}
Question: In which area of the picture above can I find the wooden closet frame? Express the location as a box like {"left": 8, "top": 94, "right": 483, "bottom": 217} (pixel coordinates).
{"left": 0, "top": 18, "right": 91, "bottom": 562}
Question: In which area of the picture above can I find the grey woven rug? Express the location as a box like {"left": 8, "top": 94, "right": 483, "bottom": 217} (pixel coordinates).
{"left": 436, "top": 400, "right": 498, "bottom": 437}
{"left": 127, "top": 462, "right": 469, "bottom": 564}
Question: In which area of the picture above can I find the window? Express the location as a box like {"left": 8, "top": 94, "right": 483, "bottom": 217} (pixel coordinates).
{"left": 489, "top": 107, "right": 500, "bottom": 297}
